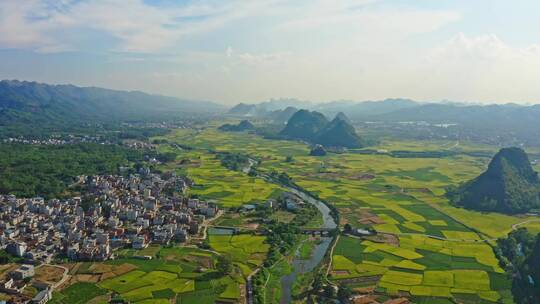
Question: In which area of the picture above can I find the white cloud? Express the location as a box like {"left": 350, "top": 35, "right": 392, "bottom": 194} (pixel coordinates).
{"left": 278, "top": 1, "right": 459, "bottom": 35}
{"left": 416, "top": 33, "right": 540, "bottom": 103}
{"left": 0, "top": 0, "right": 282, "bottom": 53}
{"left": 0, "top": 0, "right": 461, "bottom": 54}
{"left": 0, "top": 1, "right": 51, "bottom": 48}
{"left": 14, "top": 1, "right": 539, "bottom": 104}
{"left": 430, "top": 33, "right": 540, "bottom": 62}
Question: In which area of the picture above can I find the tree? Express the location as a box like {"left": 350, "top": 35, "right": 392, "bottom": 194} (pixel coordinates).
{"left": 216, "top": 255, "right": 233, "bottom": 275}
{"left": 343, "top": 224, "right": 352, "bottom": 233}
{"left": 337, "top": 285, "right": 352, "bottom": 302}
{"left": 312, "top": 276, "right": 323, "bottom": 292}
{"left": 323, "top": 285, "right": 335, "bottom": 297}
{"left": 248, "top": 168, "right": 257, "bottom": 177}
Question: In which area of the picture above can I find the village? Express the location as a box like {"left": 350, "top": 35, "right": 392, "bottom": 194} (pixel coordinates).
{"left": 0, "top": 169, "right": 220, "bottom": 303}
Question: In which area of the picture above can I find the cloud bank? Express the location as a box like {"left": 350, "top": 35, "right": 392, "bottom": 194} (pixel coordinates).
{"left": 1, "top": 0, "right": 539, "bottom": 104}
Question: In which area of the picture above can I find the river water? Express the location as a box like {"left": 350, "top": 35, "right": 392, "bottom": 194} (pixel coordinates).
{"left": 279, "top": 187, "right": 337, "bottom": 304}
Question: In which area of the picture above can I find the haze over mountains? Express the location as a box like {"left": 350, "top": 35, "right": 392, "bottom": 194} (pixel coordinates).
{"left": 3, "top": 79, "right": 540, "bottom": 146}
{"left": 0, "top": 80, "right": 224, "bottom": 126}
{"left": 228, "top": 98, "right": 540, "bottom": 145}
{"left": 227, "top": 98, "right": 540, "bottom": 128}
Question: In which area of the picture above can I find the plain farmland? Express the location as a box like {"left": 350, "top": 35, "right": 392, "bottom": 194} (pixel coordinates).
{"left": 154, "top": 125, "right": 540, "bottom": 303}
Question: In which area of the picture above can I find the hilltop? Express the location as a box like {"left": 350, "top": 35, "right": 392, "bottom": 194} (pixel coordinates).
{"left": 279, "top": 110, "right": 329, "bottom": 141}
{"left": 449, "top": 147, "right": 540, "bottom": 214}
{"left": 280, "top": 110, "right": 364, "bottom": 148}
{"left": 218, "top": 120, "right": 255, "bottom": 132}
{"left": 315, "top": 116, "right": 364, "bottom": 148}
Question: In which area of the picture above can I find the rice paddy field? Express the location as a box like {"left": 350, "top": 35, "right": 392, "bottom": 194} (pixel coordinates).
{"left": 51, "top": 246, "right": 247, "bottom": 304}
{"left": 332, "top": 235, "right": 510, "bottom": 303}
{"left": 208, "top": 234, "right": 270, "bottom": 277}
{"left": 154, "top": 125, "right": 540, "bottom": 303}
{"left": 156, "top": 142, "right": 283, "bottom": 208}
{"left": 158, "top": 127, "right": 540, "bottom": 238}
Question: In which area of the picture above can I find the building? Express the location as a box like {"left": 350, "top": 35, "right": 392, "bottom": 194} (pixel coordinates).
{"left": 355, "top": 229, "right": 374, "bottom": 236}
{"left": 132, "top": 236, "right": 147, "bottom": 249}
{"left": 6, "top": 242, "right": 27, "bottom": 257}
{"left": 31, "top": 288, "right": 52, "bottom": 304}
{"left": 0, "top": 279, "right": 15, "bottom": 293}
{"left": 10, "top": 264, "right": 35, "bottom": 280}
{"left": 266, "top": 199, "right": 278, "bottom": 210}
{"left": 0, "top": 172, "right": 202, "bottom": 264}
{"left": 0, "top": 278, "right": 26, "bottom": 294}
{"left": 174, "top": 228, "right": 188, "bottom": 242}
{"left": 286, "top": 200, "right": 298, "bottom": 211}
{"left": 242, "top": 204, "right": 256, "bottom": 212}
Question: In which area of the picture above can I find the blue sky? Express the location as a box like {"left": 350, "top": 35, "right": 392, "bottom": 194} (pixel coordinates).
{"left": 1, "top": 0, "right": 540, "bottom": 104}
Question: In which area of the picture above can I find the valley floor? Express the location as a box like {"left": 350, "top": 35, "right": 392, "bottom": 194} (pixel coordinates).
{"left": 6, "top": 122, "right": 540, "bottom": 304}
{"left": 149, "top": 124, "right": 540, "bottom": 303}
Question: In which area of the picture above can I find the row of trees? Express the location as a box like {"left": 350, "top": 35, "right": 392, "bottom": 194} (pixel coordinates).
{"left": 0, "top": 143, "right": 148, "bottom": 198}
{"left": 496, "top": 228, "right": 540, "bottom": 304}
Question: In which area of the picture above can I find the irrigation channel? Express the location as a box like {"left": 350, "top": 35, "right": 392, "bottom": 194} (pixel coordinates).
{"left": 277, "top": 186, "right": 338, "bottom": 304}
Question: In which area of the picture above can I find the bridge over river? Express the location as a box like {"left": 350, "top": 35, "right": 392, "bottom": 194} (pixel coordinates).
{"left": 300, "top": 227, "right": 337, "bottom": 236}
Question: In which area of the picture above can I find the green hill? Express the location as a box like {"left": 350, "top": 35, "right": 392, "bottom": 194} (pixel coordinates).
{"left": 279, "top": 109, "right": 329, "bottom": 141}
{"left": 315, "top": 116, "right": 363, "bottom": 148}
{"left": 280, "top": 110, "right": 363, "bottom": 148}
{"left": 449, "top": 147, "right": 540, "bottom": 214}
{"left": 218, "top": 120, "right": 255, "bottom": 132}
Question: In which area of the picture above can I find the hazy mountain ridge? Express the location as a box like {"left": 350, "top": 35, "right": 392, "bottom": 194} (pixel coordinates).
{"left": 228, "top": 98, "right": 540, "bottom": 128}
{"left": 314, "top": 98, "right": 419, "bottom": 118}
{"left": 218, "top": 120, "right": 255, "bottom": 132}
{"left": 227, "top": 98, "right": 418, "bottom": 119}
{"left": 227, "top": 99, "right": 309, "bottom": 115}
{"left": 0, "top": 80, "right": 225, "bottom": 127}
{"left": 227, "top": 99, "right": 308, "bottom": 124}
{"left": 228, "top": 99, "right": 540, "bottom": 145}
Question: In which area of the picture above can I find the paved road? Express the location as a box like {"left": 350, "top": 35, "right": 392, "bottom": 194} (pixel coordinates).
{"left": 511, "top": 218, "right": 540, "bottom": 231}
{"left": 246, "top": 268, "right": 260, "bottom": 304}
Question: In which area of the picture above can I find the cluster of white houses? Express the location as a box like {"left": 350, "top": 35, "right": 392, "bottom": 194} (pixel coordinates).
{"left": 0, "top": 171, "right": 219, "bottom": 303}
{"left": 0, "top": 263, "right": 52, "bottom": 304}
{"left": 2, "top": 134, "right": 110, "bottom": 146}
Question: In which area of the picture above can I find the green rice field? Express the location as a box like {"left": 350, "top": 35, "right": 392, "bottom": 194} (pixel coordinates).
{"left": 156, "top": 140, "right": 283, "bottom": 208}
{"left": 52, "top": 246, "right": 248, "bottom": 304}
{"left": 152, "top": 125, "right": 540, "bottom": 303}
{"left": 208, "top": 234, "right": 270, "bottom": 277}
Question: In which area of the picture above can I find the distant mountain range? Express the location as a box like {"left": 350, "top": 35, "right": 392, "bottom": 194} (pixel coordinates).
{"left": 448, "top": 147, "right": 540, "bottom": 214}
{"left": 227, "top": 100, "right": 308, "bottom": 124}
{"left": 228, "top": 98, "right": 540, "bottom": 144}
{"left": 218, "top": 120, "right": 255, "bottom": 132}
{"left": 0, "top": 80, "right": 224, "bottom": 128}
{"left": 227, "top": 98, "right": 418, "bottom": 120}
{"left": 5, "top": 80, "right": 540, "bottom": 144}
{"left": 280, "top": 110, "right": 364, "bottom": 148}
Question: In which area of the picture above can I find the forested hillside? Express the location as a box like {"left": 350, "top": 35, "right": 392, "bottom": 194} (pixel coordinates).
{"left": 448, "top": 148, "right": 540, "bottom": 214}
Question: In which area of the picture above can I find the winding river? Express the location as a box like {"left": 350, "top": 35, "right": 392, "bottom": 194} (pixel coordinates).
{"left": 278, "top": 187, "right": 337, "bottom": 304}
